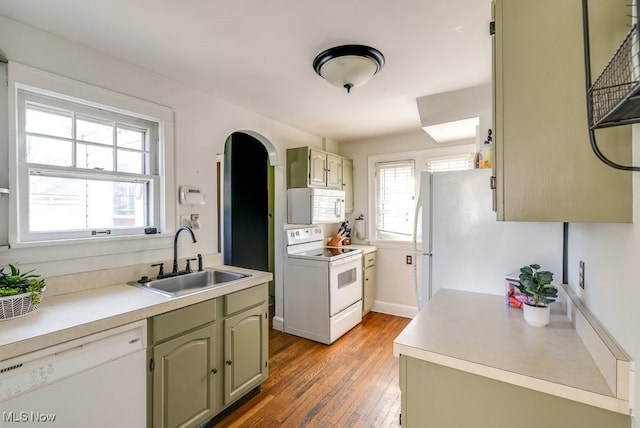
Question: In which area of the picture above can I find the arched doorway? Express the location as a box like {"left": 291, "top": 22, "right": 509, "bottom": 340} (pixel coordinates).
{"left": 220, "top": 131, "right": 275, "bottom": 298}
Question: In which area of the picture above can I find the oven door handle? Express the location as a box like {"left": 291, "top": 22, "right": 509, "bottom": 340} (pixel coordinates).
{"left": 330, "top": 253, "right": 361, "bottom": 266}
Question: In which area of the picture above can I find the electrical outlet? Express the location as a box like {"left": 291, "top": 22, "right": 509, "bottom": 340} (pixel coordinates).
{"left": 406, "top": 255, "right": 412, "bottom": 265}
{"left": 180, "top": 215, "right": 190, "bottom": 226}
{"left": 579, "top": 261, "right": 585, "bottom": 289}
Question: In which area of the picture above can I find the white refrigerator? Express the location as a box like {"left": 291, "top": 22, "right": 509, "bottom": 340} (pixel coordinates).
{"left": 413, "top": 169, "right": 563, "bottom": 310}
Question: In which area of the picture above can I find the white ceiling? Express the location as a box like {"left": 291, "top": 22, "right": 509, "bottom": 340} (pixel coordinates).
{"left": 0, "top": 0, "right": 492, "bottom": 143}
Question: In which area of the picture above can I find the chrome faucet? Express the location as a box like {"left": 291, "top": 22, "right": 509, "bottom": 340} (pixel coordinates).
{"left": 173, "top": 226, "right": 197, "bottom": 274}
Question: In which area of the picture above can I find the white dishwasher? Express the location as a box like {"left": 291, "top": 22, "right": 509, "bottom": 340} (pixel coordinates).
{"left": 0, "top": 320, "right": 147, "bottom": 427}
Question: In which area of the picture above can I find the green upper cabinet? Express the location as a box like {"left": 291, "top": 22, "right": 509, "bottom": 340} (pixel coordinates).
{"left": 326, "top": 153, "right": 343, "bottom": 189}
{"left": 287, "top": 147, "right": 353, "bottom": 208}
{"left": 309, "top": 148, "right": 328, "bottom": 187}
{"left": 493, "top": 0, "right": 632, "bottom": 222}
{"left": 287, "top": 147, "right": 328, "bottom": 188}
{"left": 287, "top": 147, "right": 352, "bottom": 189}
{"left": 341, "top": 157, "right": 354, "bottom": 214}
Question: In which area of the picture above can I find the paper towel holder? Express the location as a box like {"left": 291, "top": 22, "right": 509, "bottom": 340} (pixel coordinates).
{"left": 355, "top": 214, "right": 365, "bottom": 239}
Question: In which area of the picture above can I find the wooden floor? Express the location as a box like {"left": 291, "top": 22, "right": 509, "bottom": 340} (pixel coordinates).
{"left": 214, "top": 312, "right": 411, "bottom": 428}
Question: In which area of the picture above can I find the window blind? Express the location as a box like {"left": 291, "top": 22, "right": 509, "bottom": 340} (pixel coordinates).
{"left": 374, "top": 160, "right": 415, "bottom": 239}
{"left": 426, "top": 153, "right": 474, "bottom": 172}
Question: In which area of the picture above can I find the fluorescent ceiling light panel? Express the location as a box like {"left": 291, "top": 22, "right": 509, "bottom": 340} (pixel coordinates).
{"left": 422, "top": 117, "right": 479, "bottom": 143}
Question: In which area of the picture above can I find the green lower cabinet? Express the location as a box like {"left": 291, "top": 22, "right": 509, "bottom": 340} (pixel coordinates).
{"left": 223, "top": 304, "right": 268, "bottom": 406}
{"left": 152, "top": 324, "right": 219, "bottom": 428}
{"left": 399, "top": 356, "right": 631, "bottom": 428}
{"left": 148, "top": 283, "right": 269, "bottom": 427}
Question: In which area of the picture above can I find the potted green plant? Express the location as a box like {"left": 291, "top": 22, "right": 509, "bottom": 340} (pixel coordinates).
{"left": 515, "top": 264, "right": 557, "bottom": 327}
{"left": 0, "top": 263, "right": 46, "bottom": 320}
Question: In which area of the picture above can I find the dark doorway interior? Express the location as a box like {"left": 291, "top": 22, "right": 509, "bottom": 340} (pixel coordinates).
{"left": 223, "top": 132, "right": 274, "bottom": 294}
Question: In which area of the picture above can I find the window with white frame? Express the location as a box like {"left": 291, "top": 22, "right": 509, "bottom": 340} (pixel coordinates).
{"left": 374, "top": 160, "right": 416, "bottom": 241}
{"left": 426, "top": 153, "right": 474, "bottom": 172}
{"left": 17, "top": 90, "right": 161, "bottom": 242}
{"left": 371, "top": 147, "right": 474, "bottom": 242}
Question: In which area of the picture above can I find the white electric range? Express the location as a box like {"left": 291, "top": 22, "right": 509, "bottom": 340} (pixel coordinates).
{"left": 283, "top": 227, "right": 363, "bottom": 344}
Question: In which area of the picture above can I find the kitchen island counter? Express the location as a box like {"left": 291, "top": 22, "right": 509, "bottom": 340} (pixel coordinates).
{"left": 0, "top": 265, "right": 272, "bottom": 360}
{"left": 393, "top": 288, "right": 632, "bottom": 415}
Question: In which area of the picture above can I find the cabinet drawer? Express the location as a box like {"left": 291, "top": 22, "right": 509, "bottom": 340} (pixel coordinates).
{"left": 152, "top": 298, "right": 217, "bottom": 343}
{"left": 363, "top": 252, "right": 376, "bottom": 268}
{"left": 224, "top": 283, "right": 267, "bottom": 316}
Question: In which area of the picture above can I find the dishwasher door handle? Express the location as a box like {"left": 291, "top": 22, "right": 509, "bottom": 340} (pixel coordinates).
{"left": 55, "top": 344, "right": 85, "bottom": 359}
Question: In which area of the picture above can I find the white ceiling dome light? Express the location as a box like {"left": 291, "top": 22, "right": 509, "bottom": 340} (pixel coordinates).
{"left": 313, "top": 45, "right": 385, "bottom": 93}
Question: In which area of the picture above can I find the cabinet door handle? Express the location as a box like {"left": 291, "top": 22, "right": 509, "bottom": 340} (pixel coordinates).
{"left": 211, "top": 368, "right": 218, "bottom": 374}
{"left": 226, "top": 360, "right": 232, "bottom": 365}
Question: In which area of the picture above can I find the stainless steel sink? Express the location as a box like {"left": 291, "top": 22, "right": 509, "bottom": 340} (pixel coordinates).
{"left": 129, "top": 268, "right": 249, "bottom": 297}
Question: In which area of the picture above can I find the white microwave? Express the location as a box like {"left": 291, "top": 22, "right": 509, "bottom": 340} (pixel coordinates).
{"left": 287, "top": 188, "right": 345, "bottom": 224}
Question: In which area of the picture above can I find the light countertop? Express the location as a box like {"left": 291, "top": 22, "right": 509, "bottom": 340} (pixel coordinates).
{"left": 0, "top": 265, "right": 272, "bottom": 360}
{"left": 345, "top": 244, "right": 376, "bottom": 254}
{"left": 393, "top": 288, "right": 631, "bottom": 414}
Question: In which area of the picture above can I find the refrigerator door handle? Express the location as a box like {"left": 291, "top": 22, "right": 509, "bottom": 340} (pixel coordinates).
{"left": 411, "top": 250, "right": 432, "bottom": 256}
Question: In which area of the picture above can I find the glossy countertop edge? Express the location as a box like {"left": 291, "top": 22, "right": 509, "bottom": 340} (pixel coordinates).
{"left": 392, "top": 288, "right": 631, "bottom": 415}
{"left": 0, "top": 265, "right": 272, "bottom": 360}
{"left": 394, "top": 344, "right": 630, "bottom": 415}
{"left": 345, "top": 244, "right": 376, "bottom": 254}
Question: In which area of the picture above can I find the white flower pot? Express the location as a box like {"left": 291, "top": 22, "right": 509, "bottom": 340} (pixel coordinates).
{"left": 522, "top": 303, "right": 550, "bottom": 327}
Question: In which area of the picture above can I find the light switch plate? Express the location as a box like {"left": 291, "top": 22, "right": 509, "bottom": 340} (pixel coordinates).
{"left": 190, "top": 214, "right": 200, "bottom": 229}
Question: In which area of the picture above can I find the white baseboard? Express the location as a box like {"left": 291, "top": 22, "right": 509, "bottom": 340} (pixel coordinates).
{"left": 272, "top": 316, "right": 284, "bottom": 332}
{"left": 371, "top": 300, "right": 416, "bottom": 318}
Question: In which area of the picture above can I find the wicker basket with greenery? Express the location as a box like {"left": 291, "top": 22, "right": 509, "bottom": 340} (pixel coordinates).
{"left": 0, "top": 263, "right": 46, "bottom": 320}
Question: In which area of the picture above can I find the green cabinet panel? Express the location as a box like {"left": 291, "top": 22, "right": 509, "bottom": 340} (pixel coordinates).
{"left": 326, "top": 153, "right": 343, "bottom": 189}
{"left": 309, "top": 149, "right": 328, "bottom": 187}
{"left": 152, "top": 324, "right": 218, "bottom": 428}
{"left": 341, "top": 157, "right": 353, "bottom": 213}
{"left": 400, "top": 356, "right": 631, "bottom": 428}
{"left": 223, "top": 304, "right": 268, "bottom": 406}
{"left": 493, "top": 0, "right": 632, "bottom": 222}
{"left": 363, "top": 251, "right": 376, "bottom": 315}
{"left": 148, "top": 282, "right": 269, "bottom": 427}
{"left": 224, "top": 284, "right": 268, "bottom": 316}
{"left": 287, "top": 147, "right": 327, "bottom": 188}
{"left": 286, "top": 147, "right": 353, "bottom": 196}
{"left": 151, "top": 299, "right": 217, "bottom": 344}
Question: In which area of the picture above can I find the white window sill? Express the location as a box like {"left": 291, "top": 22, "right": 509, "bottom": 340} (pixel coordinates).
{"left": 6, "top": 233, "right": 173, "bottom": 265}
{"left": 367, "top": 239, "right": 416, "bottom": 250}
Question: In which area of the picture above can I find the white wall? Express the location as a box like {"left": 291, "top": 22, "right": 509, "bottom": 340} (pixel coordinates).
{"left": 566, "top": 124, "right": 640, "bottom": 423}
{"left": 0, "top": 14, "right": 326, "bottom": 311}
